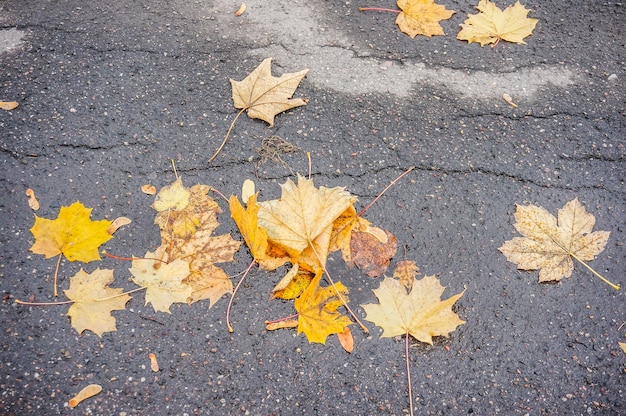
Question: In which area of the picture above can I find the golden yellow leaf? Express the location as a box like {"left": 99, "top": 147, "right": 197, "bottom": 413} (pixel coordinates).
{"left": 29, "top": 201, "right": 112, "bottom": 262}
{"left": 230, "top": 194, "right": 289, "bottom": 271}
{"left": 457, "top": 0, "right": 538, "bottom": 46}
{"left": 156, "top": 184, "right": 241, "bottom": 307}
{"left": 64, "top": 268, "right": 130, "bottom": 337}
{"left": 129, "top": 245, "right": 192, "bottom": 313}
{"left": 393, "top": 260, "right": 420, "bottom": 291}
{"left": 362, "top": 275, "right": 464, "bottom": 343}
{"left": 68, "top": 384, "right": 102, "bottom": 408}
{"left": 499, "top": 198, "right": 612, "bottom": 284}
{"left": 0, "top": 101, "right": 18, "bottom": 110}
{"left": 152, "top": 178, "right": 191, "bottom": 212}
{"left": 294, "top": 271, "right": 353, "bottom": 344}
{"left": 396, "top": 0, "right": 455, "bottom": 38}
{"left": 230, "top": 57, "right": 309, "bottom": 127}
{"left": 329, "top": 205, "right": 370, "bottom": 264}
{"left": 272, "top": 265, "right": 315, "bottom": 300}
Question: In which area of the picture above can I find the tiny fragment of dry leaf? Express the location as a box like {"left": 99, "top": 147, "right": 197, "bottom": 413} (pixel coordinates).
{"left": 503, "top": 93, "right": 518, "bottom": 108}
{"left": 25, "top": 188, "right": 40, "bottom": 210}
{"left": 337, "top": 326, "right": 354, "bottom": 353}
{"left": 393, "top": 260, "right": 420, "bottom": 291}
{"left": 142, "top": 184, "right": 157, "bottom": 195}
{"left": 0, "top": 101, "right": 18, "bottom": 110}
{"left": 107, "top": 217, "right": 131, "bottom": 234}
{"left": 619, "top": 342, "right": 626, "bottom": 354}
{"left": 235, "top": 3, "right": 246, "bottom": 16}
{"left": 266, "top": 319, "right": 299, "bottom": 331}
{"left": 149, "top": 353, "right": 159, "bottom": 372}
{"left": 241, "top": 179, "right": 255, "bottom": 203}
{"left": 68, "top": 384, "right": 102, "bottom": 408}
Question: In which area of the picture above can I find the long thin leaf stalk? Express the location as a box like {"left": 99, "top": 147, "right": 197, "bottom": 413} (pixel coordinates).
{"left": 209, "top": 107, "right": 247, "bottom": 163}
{"left": 309, "top": 244, "right": 369, "bottom": 333}
{"left": 226, "top": 259, "right": 257, "bottom": 332}
{"left": 15, "top": 298, "right": 73, "bottom": 306}
{"left": 359, "top": 7, "right": 401, "bottom": 13}
{"left": 95, "top": 286, "right": 145, "bottom": 302}
{"left": 52, "top": 253, "right": 62, "bottom": 297}
{"left": 358, "top": 166, "right": 414, "bottom": 217}
{"left": 406, "top": 331, "right": 414, "bottom": 416}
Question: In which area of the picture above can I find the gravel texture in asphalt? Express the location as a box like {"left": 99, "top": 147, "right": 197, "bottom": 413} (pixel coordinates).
{"left": 1, "top": 0, "right": 625, "bottom": 414}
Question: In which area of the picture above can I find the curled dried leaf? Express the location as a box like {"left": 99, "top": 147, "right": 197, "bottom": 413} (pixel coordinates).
{"left": 0, "top": 101, "right": 19, "bottom": 110}
{"left": 68, "top": 384, "right": 102, "bottom": 408}
{"left": 142, "top": 184, "right": 157, "bottom": 195}
{"left": 107, "top": 217, "right": 132, "bottom": 234}
{"left": 337, "top": 326, "right": 354, "bottom": 353}
{"left": 25, "top": 188, "right": 40, "bottom": 210}
{"left": 149, "top": 352, "right": 159, "bottom": 372}
{"left": 235, "top": 3, "right": 246, "bottom": 16}
{"left": 502, "top": 93, "right": 518, "bottom": 108}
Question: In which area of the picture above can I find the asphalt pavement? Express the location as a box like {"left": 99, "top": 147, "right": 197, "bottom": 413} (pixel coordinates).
{"left": 1, "top": 0, "right": 625, "bottom": 414}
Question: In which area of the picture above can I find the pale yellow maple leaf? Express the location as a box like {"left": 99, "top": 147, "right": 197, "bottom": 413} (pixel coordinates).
{"left": 230, "top": 57, "right": 309, "bottom": 127}
{"left": 152, "top": 178, "right": 191, "bottom": 212}
{"left": 65, "top": 268, "right": 130, "bottom": 337}
{"left": 129, "top": 245, "right": 192, "bottom": 313}
{"left": 155, "top": 181, "right": 242, "bottom": 307}
{"left": 499, "top": 198, "right": 612, "bottom": 285}
{"left": 396, "top": 0, "right": 455, "bottom": 38}
{"left": 457, "top": 0, "right": 538, "bottom": 46}
{"left": 362, "top": 275, "right": 464, "bottom": 343}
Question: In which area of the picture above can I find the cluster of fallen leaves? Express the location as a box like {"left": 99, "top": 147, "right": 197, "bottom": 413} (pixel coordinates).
{"left": 361, "top": 0, "right": 538, "bottom": 46}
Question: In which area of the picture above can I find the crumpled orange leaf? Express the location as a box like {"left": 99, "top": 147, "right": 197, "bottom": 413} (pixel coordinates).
{"left": 29, "top": 201, "right": 112, "bottom": 262}
{"left": 155, "top": 181, "right": 241, "bottom": 307}
{"left": 457, "top": 0, "right": 538, "bottom": 46}
{"left": 294, "top": 272, "right": 353, "bottom": 344}
{"left": 350, "top": 226, "right": 397, "bottom": 277}
{"left": 396, "top": 0, "right": 455, "bottom": 38}
{"left": 362, "top": 275, "right": 464, "bottom": 344}
{"left": 498, "top": 198, "right": 611, "bottom": 284}
{"left": 129, "top": 245, "right": 192, "bottom": 313}
{"left": 65, "top": 268, "right": 131, "bottom": 337}
{"left": 231, "top": 57, "right": 309, "bottom": 127}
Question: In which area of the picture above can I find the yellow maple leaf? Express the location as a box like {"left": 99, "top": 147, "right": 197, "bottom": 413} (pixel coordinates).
{"left": 155, "top": 180, "right": 241, "bottom": 307}
{"left": 230, "top": 57, "right": 309, "bottom": 127}
{"left": 362, "top": 275, "right": 464, "bottom": 343}
{"left": 457, "top": 0, "right": 538, "bottom": 46}
{"left": 396, "top": 0, "right": 455, "bottom": 38}
{"left": 64, "top": 268, "right": 130, "bottom": 337}
{"left": 258, "top": 175, "right": 356, "bottom": 257}
{"left": 294, "top": 272, "right": 353, "bottom": 344}
{"left": 129, "top": 245, "right": 192, "bottom": 313}
{"left": 498, "top": 198, "right": 616, "bottom": 287}
{"left": 29, "top": 201, "right": 112, "bottom": 262}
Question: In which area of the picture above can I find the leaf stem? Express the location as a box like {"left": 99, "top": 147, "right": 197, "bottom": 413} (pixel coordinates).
{"left": 102, "top": 251, "right": 167, "bottom": 263}
{"left": 95, "top": 286, "right": 145, "bottom": 302}
{"left": 358, "top": 166, "right": 414, "bottom": 217}
{"left": 266, "top": 313, "right": 299, "bottom": 324}
{"left": 15, "top": 298, "right": 73, "bottom": 306}
{"left": 309, "top": 244, "right": 369, "bottom": 333}
{"left": 570, "top": 251, "right": 619, "bottom": 290}
{"left": 53, "top": 253, "right": 62, "bottom": 297}
{"left": 359, "top": 7, "right": 401, "bottom": 13}
{"left": 405, "top": 331, "right": 414, "bottom": 416}
{"left": 226, "top": 259, "right": 257, "bottom": 332}
{"left": 209, "top": 107, "right": 247, "bottom": 163}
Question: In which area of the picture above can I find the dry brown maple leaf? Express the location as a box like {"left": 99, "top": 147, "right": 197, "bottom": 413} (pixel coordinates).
{"left": 231, "top": 57, "right": 309, "bottom": 127}
{"left": 457, "top": 0, "right": 538, "bottom": 46}
{"left": 129, "top": 245, "right": 192, "bottom": 313}
{"left": 362, "top": 274, "right": 464, "bottom": 343}
{"left": 30, "top": 201, "right": 112, "bottom": 262}
{"left": 393, "top": 260, "right": 420, "bottom": 291}
{"left": 350, "top": 227, "right": 398, "bottom": 277}
{"left": 294, "top": 272, "right": 353, "bottom": 344}
{"left": 498, "top": 198, "right": 615, "bottom": 288}
{"left": 155, "top": 181, "right": 241, "bottom": 307}
{"left": 65, "top": 268, "right": 131, "bottom": 337}
{"left": 396, "top": 0, "right": 455, "bottom": 38}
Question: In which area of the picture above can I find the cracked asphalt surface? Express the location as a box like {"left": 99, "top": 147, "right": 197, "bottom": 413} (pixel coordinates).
{"left": 1, "top": 0, "right": 625, "bottom": 414}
